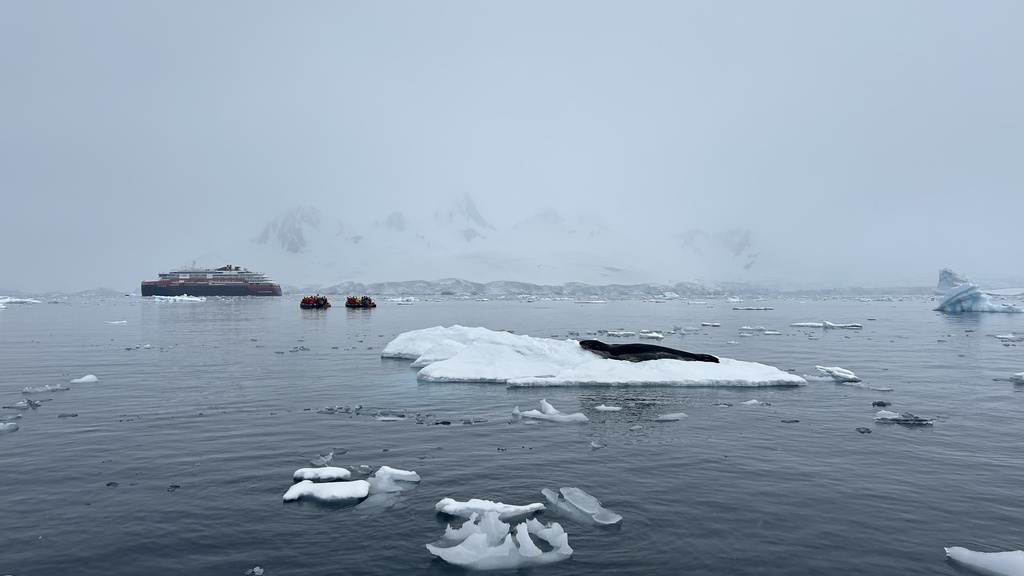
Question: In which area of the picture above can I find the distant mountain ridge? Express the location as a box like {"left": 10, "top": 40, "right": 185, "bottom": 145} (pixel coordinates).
{"left": 221, "top": 195, "right": 795, "bottom": 291}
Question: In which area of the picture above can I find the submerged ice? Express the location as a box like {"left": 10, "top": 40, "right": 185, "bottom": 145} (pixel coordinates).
{"left": 945, "top": 546, "right": 1024, "bottom": 576}
{"left": 382, "top": 325, "right": 805, "bottom": 387}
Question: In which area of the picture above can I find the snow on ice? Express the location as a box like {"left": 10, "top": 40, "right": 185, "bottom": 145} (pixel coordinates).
{"left": 283, "top": 479, "right": 370, "bottom": 502}
{"left": 426, "top": 511, "right": 572, "bottom": 569}
{"left": 382, "top": 326, "right": 805, "bottom": 387}
{"left": 435, "top": 497, "right": 546, "bottom": 522}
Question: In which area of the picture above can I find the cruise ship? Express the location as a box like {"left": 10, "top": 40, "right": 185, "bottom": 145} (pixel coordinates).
{"left": 140, "top": 264, "right": 282, "bottom": 297}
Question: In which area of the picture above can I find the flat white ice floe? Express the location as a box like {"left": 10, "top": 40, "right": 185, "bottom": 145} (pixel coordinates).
{"left": 815, "top": 366, "right": 861, "bottom": 383}
{"left": 367, "top": 465, "right": 421, "bottom": 493}
{"left": 70, "top": 374, "right": 99, "bottom": 384}
{"left": 514, "top": 400, "right": 588, "bottom": 423}
{"left": 426, "top": 510, "right": 572, "bottom": 569}
{"left": 594, "top": 404, "right": 622, "bottom": 411}
{"left": 0, "top": 297, "right": 42, "bottom": 305}
{"left": 152, "top": 294, "right": 207, "bottom": 302}
{"left": 282, "top": 479, "right": 370, "bottom": 502}
{"left": 292, "top": 466, "right": 352, "bottom": 482}
{"left": 945, "top": 546, "right": 1024, "bottom": 576}
{"left": 384, "top": 326, "right": 805, "bottom": 387}
{"left": 435, "top": 497, "right": 545, "bottom": 521}
{"left": 791, "top": 321, "right": 863, "bottom": 329}
{"left": 934, "top": 284, "right": 1023, "bottom": 313}
{"left": 874, "top": 410, "right": 934, "bottom": 425}
{"left": 655, "top": 412, "right": 688, "bottom": 421}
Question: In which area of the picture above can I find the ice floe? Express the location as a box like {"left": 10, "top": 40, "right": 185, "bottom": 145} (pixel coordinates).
{"left": 292, "top": 467, "right": 352, "bottom": 482}
{"left": 594, "top": 404, "right": 622, "bottom": 412}
{"left": 815, "top": 366, "right": 861, "bottom": 383}
{"left": 153, "top": 294, "right": 207, "bottom": 302}
{"left": 934, "top": 284, "right": 1023, "bottom": 313}
{"left": 435, "top": 497, "right": 546, "bottom": 521}
{"left": 0, "top": 422, "right": 19, "bottom": 434}
{"left": 945, "top": 546, "right": 1024, "bottom": 576}
{"left": 70, "top": 374, "right": 98, "bottom": 384}
{"left": 23, "top": 384, "right": 69, "bottom": 393}
{"left": 426, "top": 511, "right": 572, "bottom": 569}
{"left": 367, "top": 465, "right": 421, "bottom": 493}
{"left": 541, "top": 487, "right": 623, "bottom": 526}
{"left": 384, "top": 326, "right": 804, "bottom": 387}
{"left": 655, "top": 412, "right": 688, "bottom": 421}
{"left": 741, "top": 399, "right": 769, "bottom": 406}
{"left": 283, "top": 479, "right": 370, "bottom": 502}
{"left": 874, "top": 410, "right": 934, "bottom": 425}
{"left": 638, "top": 330, "right": 664, "bottom": 340}
{"left": 791, "top": 321, "right": 863, "bottom": 329}
{"left": 0, "top": 297, "right": 42, "bottom": 305}
{"left": 514, "top": 400, "right": 588, "bottom": 423}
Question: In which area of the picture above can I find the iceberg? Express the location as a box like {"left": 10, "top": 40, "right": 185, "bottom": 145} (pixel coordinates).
{"left": 282, "top": 479, "right": 370, "bottom": 502}
{"left": 945, "top": 546, "right": 1024, "bottom": 576}
{"left": 934, "top": 284, "right": 1022, "bottom": 313}
{"left": 425, "top": 511, "right": 572, "bottom": 569}
{"left": 385, "top": 326, "right": 805, "bottom": 387}
{"left": 434, "top": 497, "right": 545, "bottom": 521}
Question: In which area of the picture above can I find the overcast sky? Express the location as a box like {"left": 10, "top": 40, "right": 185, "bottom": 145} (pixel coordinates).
{"left": 2, "top": 1, "right": 1022, "bottom": 292}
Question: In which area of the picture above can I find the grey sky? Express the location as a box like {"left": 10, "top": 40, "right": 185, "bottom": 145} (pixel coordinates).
{"left": 2, "top": 1, "right": 1022, "bottom": 292}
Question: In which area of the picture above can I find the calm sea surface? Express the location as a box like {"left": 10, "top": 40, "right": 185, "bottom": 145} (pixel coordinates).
{"left": 1, "top": 295, "right": 1022, "bottom": 575}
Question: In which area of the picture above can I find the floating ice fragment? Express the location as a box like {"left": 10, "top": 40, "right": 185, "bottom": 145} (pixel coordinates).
{"left": 541, "top": 486, "right": 623, "bottom": 526}
{"left": 425, "top": 511, "right": 572, "bottom": 569}
{"left": 282, "top": 479, "right": 370, "bottom": 502}
{"left": 3, "top": 399, "right": 41, "bottom": 410}
{"left": 518, "top": 400, "right": 588, "bottom": 423}
{"left": 367, "top": 465, "right": 421, "bottom": 493}
{"left": 1011, "top": 372, "right": 1024, "bottom": 384}
{"left": 945, "top": 546, "right": 1024, "bottom": 576}
{"left": 655, "top": 412, "right": 688, "bottom": 421}
{"left": 0, "top": 422, "right": 18, "bottom": 434}
{"left": 815, "top": 366, "right": 860, "bottom": 382}
{"left": 434, "top": 497, "right": 545, "bottom": 521}
{"left": 874, "top": 410, "right": 934, "bottom": 426}
{"left": 293, "top": 466, "right": 352, "bottom": 482}
{"left": 741, "top": 399, "right": 769, "bottom": 406}
{"left": 153, "top": 294, "right": 207, "bottom": 302}
{"left": 70, "top": 374, "right": 98, "bottom": 384}
{"left": 23, "top": 384, "right": 69, "bottom": 393}
{"left": 309, "top": 452, "right": 333, "bottom": 467}
{"left": 244, "top": 567, "right": 264, "bottom": 576}
{"left": 594, "top": 404, "right": 622, "bottom": 411}
{"left": 105, "top": 320, "right": 127, "bottom": 324}
{"left": 638, "top": 330, "right": 664, "bottom": 340}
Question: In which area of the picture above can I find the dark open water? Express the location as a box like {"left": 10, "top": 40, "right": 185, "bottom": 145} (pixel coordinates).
{"left": 1, "top": 295, "right": 1022, "bottom": 575}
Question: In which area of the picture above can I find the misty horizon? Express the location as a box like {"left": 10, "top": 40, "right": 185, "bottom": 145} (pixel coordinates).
{"left": 3, "top": 2, "right": 1021, "bottom": 293}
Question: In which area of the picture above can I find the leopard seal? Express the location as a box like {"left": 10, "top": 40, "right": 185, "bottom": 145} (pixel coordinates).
{"left": 579, "top": 340, "right": 719, "bottom": 363}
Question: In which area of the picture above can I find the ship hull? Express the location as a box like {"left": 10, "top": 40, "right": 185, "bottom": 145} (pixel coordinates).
{"left": 141, "top": 282, "right": 281, "bottom": 297}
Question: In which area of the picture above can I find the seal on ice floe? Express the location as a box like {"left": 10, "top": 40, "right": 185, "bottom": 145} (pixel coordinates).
{"left": 579, "top": 340, "right": 719, "bottom": 363}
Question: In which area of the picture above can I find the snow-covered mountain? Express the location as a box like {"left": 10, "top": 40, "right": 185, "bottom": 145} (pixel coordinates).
{"left": 214, "top": 195, "right": 791, "bottom": 291}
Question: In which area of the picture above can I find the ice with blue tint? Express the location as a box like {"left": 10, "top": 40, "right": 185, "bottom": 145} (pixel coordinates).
{"left": 383, "top": 326, "right": 805, "bottom": 387}
{"left": 933, "top": 284, "right": 1022, "bottom": 313}
{"left": 426, "top": 510, "right": 572, "bottom": 569}
{"left": 945, "top": 546, "right": 1024, "bottom": 576}
{"left": 514, "top": 399, "right": 588, "bottom": 423}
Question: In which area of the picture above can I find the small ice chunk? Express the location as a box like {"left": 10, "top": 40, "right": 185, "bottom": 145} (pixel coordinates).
{"left": 426, "top": 511, "right": 572, "bottom": 569}
{"left": 874, "top": 410, "right": 934, "bottom": 425}
{"left": 23, "top": 384, "right": 69, "bottom": 394}
{"left": 519, "top": 400, "right": 588, "bottom": 423}
{"left": 70, "top": 374, "right": 98, "bottom": 384}
{"left": 815, "top": 366, "right": 860, "bottom": 383}
{"left": 655, "top": 412, "right": 688, "bottom": 421}
{"left": 282, "top": 479, "right": 370, "bottom": 502}
{"left": 595, "top": 404, "right": 622, "bottom": 411}
{"left": 945, "top": 546, "right": 1024, "bottom": 576}
{"left": 0, "top": 422, "right": 19, "bottom": 434}
{"left": 293, "top": 466, "right": 352, "bottom": 482}
{"left": 1011, "top": 372, "right": 1024, "bottom": 384}
{"left": 560, "top": 487, "right": 602, "bottom": 514}
{"left": 544, "top": 486, "right": 623, "bottom": 526}
{"left": 435, "top": 497, "right": 545, "bottom": 521}
{"left": 741, "top": 399, "right": 768, "bottom": 406}
{"left": 368, "top": 465, "right": 421, "bottom": 493}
